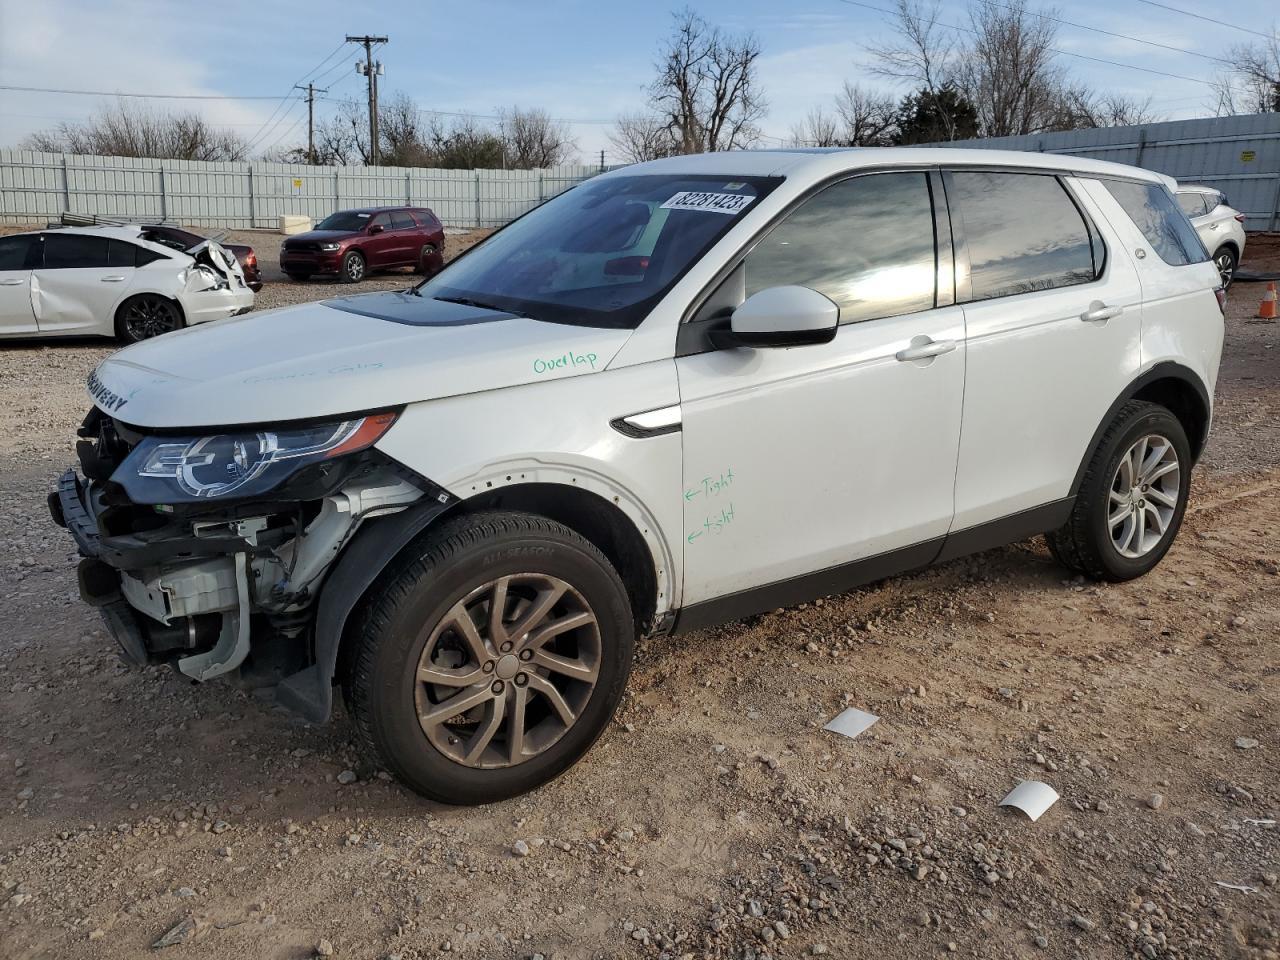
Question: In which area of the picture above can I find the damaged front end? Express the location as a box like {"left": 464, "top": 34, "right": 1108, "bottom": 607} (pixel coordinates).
{"left": 50, "top": 406, "right": 452, "bottom": 716}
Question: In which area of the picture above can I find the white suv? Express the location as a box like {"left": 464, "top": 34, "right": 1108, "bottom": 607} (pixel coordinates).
{"left": 52, "top": 149, "right": 1224, "bottom": 804}
{"left": 1175, "top": 184, "right": 1247, "bottom": 288}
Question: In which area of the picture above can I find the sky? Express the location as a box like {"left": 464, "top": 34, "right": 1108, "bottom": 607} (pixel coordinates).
{"left": 0, "top": 0, "right": 1275, "bottom": 165}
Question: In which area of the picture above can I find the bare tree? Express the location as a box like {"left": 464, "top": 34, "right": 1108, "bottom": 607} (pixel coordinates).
{"left": 608, "top": 112, "right": 678, "bottom": 163}
{"left": 1213, "top": 33, "right": 1280, "bottom": 115}
{"left": 868, "top": 0, "right": 956, "bottom": 105}
{"left": 378, "top": 92, "right": 433, "bottom": 167}
{"left": 498, "top": 108, "right": 576, "bottom": 168}
{"left": 22, "top": 100, "right": 248, "bottom": 160}
{"left": 788, "top": 108, "right": 843, "bottom": 147}
{"left": 650, "top": 7, "right": 766, "bottom": 153}
{"left": 834, "top": 82, "right": 898, "bottom": 145}
{"left": 955, "top": 0, "right": 1063, "bottom": 138}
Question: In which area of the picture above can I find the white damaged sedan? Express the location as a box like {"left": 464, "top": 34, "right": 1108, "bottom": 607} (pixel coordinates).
{"left": 0, "top": 225, "right": 253, "bottom": 342}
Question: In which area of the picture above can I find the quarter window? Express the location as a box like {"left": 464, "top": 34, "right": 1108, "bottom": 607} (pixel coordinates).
{"left": 107, "top": 239, "right": 139, "bottom": 268}
{"left": 950, "top": 171, "right": 1100, "bottom": 302}
{"left": 1101, "top": 179, "right": 1208, "bottom": 266}
{"left": 390, "top": 210, "right": 416, "bottom": 229}
{"left": 742, "top": 171, "right": 937, "bottom": 324}
{"left": 42, "top": 233, "right": 111, "bottom": 269}
{"left": 1176, "top": 193, "right": 1207, "bottom": 218}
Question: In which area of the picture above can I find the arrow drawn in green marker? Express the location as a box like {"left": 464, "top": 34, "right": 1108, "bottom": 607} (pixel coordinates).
{"left": 687, "top": 530, "right": 702, "bottom": 544}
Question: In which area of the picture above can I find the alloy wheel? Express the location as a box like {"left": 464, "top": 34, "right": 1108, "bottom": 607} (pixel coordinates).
{"left": 346, "top": 254, "right": 365, "bottom": 281}
{"left": 1214, "top": 250, "right": 1235, "bottom": 288}
{"left": 123, "top": 297, "right": 179, "bottom": 340}
{"left": 413, "top": 573, "right": 601, "bottom": 769}
{"left": 1107, "top": 434, "right": 1181, "bottom": 559}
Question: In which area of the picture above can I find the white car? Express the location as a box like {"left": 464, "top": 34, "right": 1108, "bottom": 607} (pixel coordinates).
{"left": 52, "top": 148, "right": 1223, "bottom": 804}
{"left": 1175, "top": 184, "right": 1247, "bottom": 288}
{"left": 0, "top": 225, "right": 253, "bottom": 342}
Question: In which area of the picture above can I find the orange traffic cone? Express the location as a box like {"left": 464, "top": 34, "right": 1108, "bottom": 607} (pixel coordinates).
{"left": 1260, "top": 282, "right": 1278, "bottom": 320}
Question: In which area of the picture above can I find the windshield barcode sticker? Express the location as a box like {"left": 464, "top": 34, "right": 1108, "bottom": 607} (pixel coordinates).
{"left": 661, "top": 191, "right": 753, "bottom": 215}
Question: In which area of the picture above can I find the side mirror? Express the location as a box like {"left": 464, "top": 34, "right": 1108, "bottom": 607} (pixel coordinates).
{"left": 368, "top": 223, "right": 384, "bottom": 234}
{"left": 716, "top": 285, "right": 839, "bottom": 349}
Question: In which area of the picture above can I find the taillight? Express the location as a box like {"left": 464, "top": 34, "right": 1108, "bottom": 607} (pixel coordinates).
{"left": 246, "top": 251, "right": 258, "bottom": 265}
{"left": 1214, "top": 287, "right": 1227, "bottom": 314}
{"left": 1234, "top": 213, "right": 1246, "bottom": 223}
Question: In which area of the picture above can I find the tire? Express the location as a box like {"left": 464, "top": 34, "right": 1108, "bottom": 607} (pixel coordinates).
{"left": 115, "top": 294, "right": 184, "bottom": 343}
{"left": 285, "top": 270, "right": 313, "bottom": 282}
{"left": 340, "top": 249, "right": 366, "bottom": 283}
{"left": 343, "top": 511, "right": 635, "bottom": 805}
{"left": 414, "top": 243, "right": 438, "bottom": 275}
{"left": 1047, "top": 400, "right": 1191, "bottom": 582}
{"left": 1212, "top": 245, "right": 1237, "bottom": 290}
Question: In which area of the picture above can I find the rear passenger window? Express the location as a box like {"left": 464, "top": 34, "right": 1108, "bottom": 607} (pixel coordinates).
{"left": 742, "top": 171, "right": 937, "bottom": 324}
{"left": 0, "top": 234, "right": 32, "bottom": 270}
{"left": 390, "top": 211, "right": 416, "bottom": 229}
{"left": 42, "top": 233, "right": 111, "bottom": 269}
{"left": 107, "top": 240, "right": 137, "bottom": 268}
{"left": 949, "top": 172, "right": 1100, "bottom": 302}
{"left": 1101, "top": 179, "right": 1208, "bottom": 266}
{"left": 1176, "top": 193, "right": 1207, "bottom": 218}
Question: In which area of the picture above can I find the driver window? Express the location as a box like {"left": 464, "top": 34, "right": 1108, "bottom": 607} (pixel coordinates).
{"left": 370, "top": 213, "right": 391, "bottom": 230}
{"left": 741, "top": 172, "right": 937, "bottom": 324}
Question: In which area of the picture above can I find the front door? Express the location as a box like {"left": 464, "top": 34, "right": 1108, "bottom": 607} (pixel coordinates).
{"left": 0, "top": 234, "right": 37, "bottom": 335}
{"left": 676, "top": 170, "right": 966, "bottom": 608}
{"left": 33, "top": 233, "right": 135, "bottom": 334}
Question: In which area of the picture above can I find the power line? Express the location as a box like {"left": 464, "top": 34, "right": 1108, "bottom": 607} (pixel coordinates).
{"left": 315, "top": 96, "right": 617, "bottom": 126}
{"left": 0, "top": 83, "right": 283, "bottom": 100}
{"left": 1132, "top": 1, "right": 1256, "bottom": 36}
{"left": 243, "top": 40, "right": 353, "bottom": 155}
{"left": 833, "top": 0, "right": 1214, "bottom": 86}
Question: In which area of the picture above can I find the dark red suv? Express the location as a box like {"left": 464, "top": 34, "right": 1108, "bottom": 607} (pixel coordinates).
{"left": 279, "top": 206, "right": 445, "bottom": 283}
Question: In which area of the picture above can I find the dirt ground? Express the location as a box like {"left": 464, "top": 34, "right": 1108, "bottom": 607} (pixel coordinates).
{"left": 0, "top": 231, "right": 1277, "bottom": 960}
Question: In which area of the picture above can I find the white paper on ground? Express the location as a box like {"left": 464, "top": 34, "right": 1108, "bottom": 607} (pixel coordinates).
{"left": 823, "top": 708, "right": 879, "bottom": 740}
{"left": 999, "top": 780, "right": 1060, "bottom": 821}
{"left": 1214, "top": 881, "right": 1258, "bottom": 893}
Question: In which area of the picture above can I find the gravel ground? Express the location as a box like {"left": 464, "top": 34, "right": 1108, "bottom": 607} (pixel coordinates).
{"left": 0, "top": 233, "right": 1277, "bottom": 960}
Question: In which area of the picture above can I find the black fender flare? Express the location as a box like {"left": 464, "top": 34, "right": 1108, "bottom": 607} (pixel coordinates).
{"left": 276, "top": 494, "right": 455, "bottom": 723}
{"left": 1069, "top": 361, "right": 1211, "bottom": 499}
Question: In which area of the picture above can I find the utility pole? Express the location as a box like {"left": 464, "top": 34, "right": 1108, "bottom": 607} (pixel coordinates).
{"left": 347, "top": 34, "right": 388, "bottom": 165}
{"left": 294, "top": 82, "right": 327, "bottom": 164}
{"left": 598, "top": 149, "right": 605, "bottom": 172}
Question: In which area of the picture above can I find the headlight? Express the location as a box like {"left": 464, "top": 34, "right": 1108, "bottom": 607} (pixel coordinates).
{"left": 319, "top": 242, "right": 341, "bottom": 252}
{"left": 112, "top": 412, "right": 399, "bottom": 503}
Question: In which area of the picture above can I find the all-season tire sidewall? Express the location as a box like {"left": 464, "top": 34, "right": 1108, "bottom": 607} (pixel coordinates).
{"left": 356, "top": 524, "right": 634, "bottom": 805}
{"left": 1213, "top": 246, "right": 1237, "bottom": 290}
{"left": 1082, "top": 407, "right": 1191, "bottom": 581}
{"left": 114, "top": 294, "right": 182, "bottom": 343}
{"left": 340, "top": 250, "right": 365, "bottom": 283}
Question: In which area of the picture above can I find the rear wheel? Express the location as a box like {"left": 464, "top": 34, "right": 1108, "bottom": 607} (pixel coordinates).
{"left": 1212, "top": 245, "right": 1237, "bottom": 289}
{"left": 414, "top": 243, "right": 438, "bottom": 275}
{"left": 340, "top": 250, "right": 366, "bottom": 283}
{"left": 115, "top": 294, "right": 183, "bottom": 343}
{"left": 1048, "top": 401, "right": 1190, "bottom": 581}
{"left": 344, "top": 511, "right": 635, "bottom": 804}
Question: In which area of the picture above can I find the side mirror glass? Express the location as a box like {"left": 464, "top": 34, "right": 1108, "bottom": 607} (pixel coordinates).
{"left": 718, "top": 285, "right": 839, "bottom": 349}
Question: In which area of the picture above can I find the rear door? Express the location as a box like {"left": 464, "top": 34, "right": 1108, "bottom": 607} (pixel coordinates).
{"left": 33, "top": 233, "right": 135, "bottom": 335}
{"left": 0, "top": 234, "right": 38, "bottom": 335}
{"left": 388, "top": 210, "right": 420, "bottom": 264}
{"left": 946, "top": 169, "right": 1143, "bottom": 532}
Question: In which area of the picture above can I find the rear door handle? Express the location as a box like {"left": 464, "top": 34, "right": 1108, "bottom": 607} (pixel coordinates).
{"left": 101, "top": 276, "right": 126, "bottom": 282}
{"left": 895, "top": 338, "right": 957, "bottom": 362}
{"left": 0, "top": 278, "right": 24, "bottom": 286}
{"left": 1080, "top": 301, "right": 1123, "bottom": 323}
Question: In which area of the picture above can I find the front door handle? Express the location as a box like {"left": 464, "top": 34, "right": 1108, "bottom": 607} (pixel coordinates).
{"left": 1080, "top": 301, "right": 1123, "bottom": 323}
{"left": 0, "top": 278, "right": 24, "bottom": 286}
{"left": 895, "top": 337, "right": 957, "bottom": 362}
{"left": 101, "top": 276, "right": 126, "bottom": 282}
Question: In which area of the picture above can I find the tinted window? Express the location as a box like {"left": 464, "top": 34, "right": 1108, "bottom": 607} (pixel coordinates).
{"left": 370, "top": 213, "right": 391, "bottom": 229}
{"left": 42, "top": 233, "right": 111, "bottom": 269}
{"left": 413, "top": 209, "right": 438, "bottom": 227}
{"left": 742, "top": 172, "right": 936, "bottom": 324}
{"left": 316, "top": 211, "right": 373, "bottom": 231}
{"left": 390, "top": 210, "right": 416, "bottom": 229}
{"left": 107, "top": 239, "right": 138, "bottom": 268}
{"left": 135, "top": 247, "right": 168, "bottom": 267}
{"left": 950, "top": 172, "right": 1099, "bottom": 302}
{"left": 1176, "top": 193, "right": 1207, "bottom": 218}
{"left": 1102, "top": 179, "right": 1208, "bottom": 266}
{"left": 415, "top": 174, "right": 779, "bottom": 329}
{"left": 0, "top": 234, "right": 32, "bottom": 270}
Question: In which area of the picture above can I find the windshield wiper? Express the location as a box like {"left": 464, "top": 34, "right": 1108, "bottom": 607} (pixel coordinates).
{"left": 433, "top": 295, "right": 509, "bottom": 313}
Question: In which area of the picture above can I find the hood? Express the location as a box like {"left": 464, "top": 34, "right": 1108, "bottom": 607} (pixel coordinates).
{"left": 283, "top": 229, "right": 358, "bottom": 245}
{"left": 87, "top": 291, "right": 632, "bottom": 429}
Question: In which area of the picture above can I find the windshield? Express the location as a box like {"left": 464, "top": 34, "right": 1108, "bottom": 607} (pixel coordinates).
{"left": 414, "top": 173, "right": 781, "bottom": 328}
{"left": 316, "top": 211, "right": 374, "bottom": 231}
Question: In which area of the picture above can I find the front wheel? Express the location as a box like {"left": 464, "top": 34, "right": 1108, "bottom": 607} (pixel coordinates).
{"left": 1047, "top": 400, "right": 1191, "bottom": 581}
{"left": 340, "top": 249, "right": 366, "bottom": 283}
{"left": 115, "top": 294, "right": 183, "bottom": 342}
{"left": 1213, "top": 245, "right": 1237, "bottom": 290}
{"left": 343, "top": 512, "right": 635, "bottom": 804}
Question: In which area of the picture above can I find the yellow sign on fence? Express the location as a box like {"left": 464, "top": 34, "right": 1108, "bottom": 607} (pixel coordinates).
{"left": 1240, "top": 150, "right": 1256, "bottom": 162}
